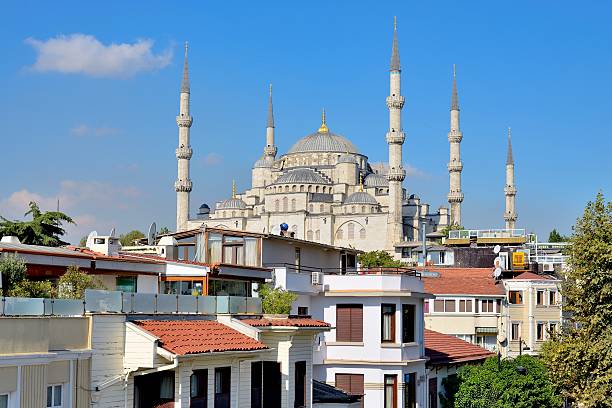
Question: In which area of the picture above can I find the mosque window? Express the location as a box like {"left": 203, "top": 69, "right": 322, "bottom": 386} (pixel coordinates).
{"left": 285, "top": 186, "right": 289, "bottom": 192}
{"left": 361, "top": 206, "right": 366, "bottom": 213}
{"left": 291, "top": 199, "right": 296, "bottom": 212}
{"left": 300, "top": 185, "right": 304, "bottom": 192}
{"left": 292, "top": 185, "right": 297, "bottom": 192}
{"left": 307, "top": 230, "right": 313, "bottom": 240}
{"left": 275, "top": 200, "right": 279, "bottom": 212}
{"left": 351, "top": 206, "right": 356, "bottom": 213}
{"left": 308, "top": 186, "right": 312, "bottom": 193}
{"left": 371, "top": 207, "right": 375, "bottom": 213}
{"left": 348, "top": 223, "right": 355, "bottom": 240}
{"left": 315, "top": 230, "right": 320, "bottom": 241}
{"left": 309, "top": 204, "right": 314, "bottom": 212}
{"left": 282, "top": 197, "right": 288, "bottom": 212}
{"left": 336, "top": 229, "right": 344, "bottom": 239}
{"left": 232, "top": 211, "right": 236, "bottom": 217}
{"left": 360, "top": 228, "right": 366, "bottom": 239}
{"left": 316, "top": 186, "right": 320, "bottom": 193}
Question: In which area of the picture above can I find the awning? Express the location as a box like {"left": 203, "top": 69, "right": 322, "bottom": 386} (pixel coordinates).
{"left": 475, "top": 327, "right": 498, "bottom": 334}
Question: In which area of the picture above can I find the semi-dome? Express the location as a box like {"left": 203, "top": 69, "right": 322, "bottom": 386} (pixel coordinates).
{"left": 254, "top": 156, "right": 274, "bottom": 168}
{"left": 364, "top": 173, "right": 389, "bottom": 187}
{"left": 337, "top": 153, "right": 357, "bottom": 164}
{"left": 344, "top": 191, "right": 378, "bottom": 205}
{"left": 273, "top": 168, "right": 331, "bottom": 185}
{"left": 287, "top": 112, "right": 359, "bottom": 154}
{"left": 217, "top": 197, "right": 247, "bottom": 210}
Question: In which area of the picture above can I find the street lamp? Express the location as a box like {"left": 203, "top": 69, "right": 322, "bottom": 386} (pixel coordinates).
{"left": 518, "top": 337, "right": 530, "bottom": 356}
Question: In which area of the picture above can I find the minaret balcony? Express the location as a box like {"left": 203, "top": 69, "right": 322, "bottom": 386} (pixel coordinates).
{"left": 448, "top": 192, "right": 464, "bottom": 203}
{"left": 175, "top": 179, "right": 193, "bottom": 192}
{"left": 386, "top": 95, "right": 405, "bottom": 109}
{"left": 448, "top": 131, "right": 463, "bottom": 143}
{"left": 176, "top": 146, "right": 193, "bottom": 159}
{"left": 385, "top": 131, "right": 405, "bottom": 144}
{"left": 504, "top": 186, "right": 517, "bottom": 195}
{"left": 264, "top": 146, "right": 278, "bottom": 157}
{"left": 504, "top": 213, "right": 517, "bottom": 221}
{"left": 176, "top": 115, "right": 193, "bottom": 127}
{"left": 387, "top": 167, "right": 406, "bottom": 182}
{"left": 447, "top": 162, "right": 463, "bottom": 172}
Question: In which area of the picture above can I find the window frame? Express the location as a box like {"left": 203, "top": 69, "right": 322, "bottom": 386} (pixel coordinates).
{"left": 336, "top": 304, "right": 363, "bottom": 342}
{"left": 511, "top": 322, "right": 521, "bottom": 341}
{"left": 536, "top": 322, "right": 545, "bottom": 341}
{"left": 381, "top": 303, "right": 396, "bottom": 343}
{"left": 508, "top": 290, "right": 523, "bottom": 305}
{"left": 402, "top": 304, "right": 416, "bottom": 343}
{"left": 536, "top": 290, "right": 545, "bottom": 306}
{"left": 46, "top": 383, "right": 63, "bottom": 408}
{"left": 384, "top": 374, "right": 397, "bottom": 408}
{"left": 549, "top": 290, "right": 557, "bottom": 306}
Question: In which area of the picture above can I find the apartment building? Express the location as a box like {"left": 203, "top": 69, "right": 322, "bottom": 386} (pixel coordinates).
{"left": 503, "top": 272, "right": 561, "bottom": 357}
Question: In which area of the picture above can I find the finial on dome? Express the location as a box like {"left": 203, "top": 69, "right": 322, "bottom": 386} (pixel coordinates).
{"left": 318, "top": 109, "right": 329, "bottom": 133}
{"left": 232, "top": 179, "right": 236, "bottom": 198}
{"left": 359, "top": 173, "right": 364, "bottom": 192}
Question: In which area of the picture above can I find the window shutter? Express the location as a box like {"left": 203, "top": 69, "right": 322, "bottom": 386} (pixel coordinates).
{"left": 336, "top": 306, "right": 351, "bottom": 342}
{"left": 335, "top": 374, "right": 352, "bottom": 394}
{"left": 351, "top": 305, "right": 363, "bottom": 342}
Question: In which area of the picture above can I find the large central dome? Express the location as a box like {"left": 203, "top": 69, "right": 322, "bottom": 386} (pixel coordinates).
{"left": 287, "top": 112, "right": 359, "bottom": 154}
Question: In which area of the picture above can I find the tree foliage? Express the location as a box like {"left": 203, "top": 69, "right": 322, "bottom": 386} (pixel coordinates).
{"left": 540, "top": 192, "right": 612, "bottom": 407}
{"left": 548, "top": 229, "right": 569, "bottom": 243}
{"left": 0, "top": 254, "right": 27, "bottom": 295}
{"left": 119, "top": 230, "right": 145, "bottom": 246}
{"left": 8, "top": 279, "right": 54, "bottom": 298}
{"left": 440, "top": 224, "right": 465, "bottom": 237}
{"left": 158, "top": 226, "right": 170, "bottom": 235}
{"left": 57, "top": 265, "right": 105, "bottom": 299}
{"left": 0, "top": 201, "right": 74, "bottom": 246}
{"left": 358, "top": 250, "right": 405, "bottom": 267}
{"left": 257, "top": 283, "right": 297, "bottom": 314}
{"left": 454, "top": 355, "right": 562, "bottom": 408}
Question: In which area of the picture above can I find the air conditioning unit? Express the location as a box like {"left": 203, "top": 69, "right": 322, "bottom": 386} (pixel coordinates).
{"left": 542, "top": 263, "right": 555, "bottom": 272}
{"left": 311, "top": 272, "right": 323, "bottom": 285}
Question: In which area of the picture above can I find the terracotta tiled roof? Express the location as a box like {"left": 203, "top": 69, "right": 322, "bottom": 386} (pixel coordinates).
{"left": 425, "top": 329, "right": 494, "bottom": 365}
{"left": 421, "top": 267, "right": 505, "bottom": 296}
{"left": 133, "top": 320, "right": 268, "bottom": 355}
{"left": 66, "top": 247, "right": 165, "bottom": 264}
{"left": 513, "top": 272, "right": 556, "bottom": 280}
{"left": 240, "top": 317, "right": 331, "bottom": 328}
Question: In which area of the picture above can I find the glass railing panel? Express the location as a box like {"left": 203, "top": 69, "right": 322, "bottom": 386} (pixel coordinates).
{"left": 197, "top": 296, "right": 216, "bottom": 314}
{"left": 4, "top": 297, "right": 45, "bottom": 315}
{"left": 85, "top": 290, "right": 122, "bottom": 313}
{"left": 216, "top": 296, "right": 229, "bottom": 314}
{"left": 156, "top": 294, "right": 178, "bottom": 313}
{"left": 229, "top": 297, "right": 246, "bottom": 314}
{"left": 178, "top": 295, "right": 197, "bottom": 313}
{"left": 246, "top": 297, "right": 262, "bottom": 314}
{"left": 122, "top": 294, "right": 133, "bottom": 313}
{"left": 51, "top": 299, "right": 85, "bottom": 316}
{"left": 132, "top": 293, "right": 156, "bottom": 313}
{"left": 44, "top": 298, "right": 53, "bottom": 315}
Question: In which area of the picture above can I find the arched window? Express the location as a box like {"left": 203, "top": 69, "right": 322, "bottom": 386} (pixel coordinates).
{"left": 315, "top": 230, "right": 320, "bottom": 241}
{"left": 336, "top": 229, "right": 344, "bottom": 239}
{"left": 291, "top": 198, "right": 296, "bottom": 212}
{"left": 361, "top": 206, "right": 365, "bottom": 213}
{"left": 347, "top": 223, "right": 355, "bottom": 240}
{"left": 351, "top": 206, "right": 356, "bottom": 213}
{"left": 371, "top": 206, "right": 375, "bottom": 213}
{"left": 292, "top": 185, "right": 297, "bottom": 192}
{"left": 285, "top": 186, "right": 289, "bottom": 192}
{"left": 232, "top": 210, "right": 236, "bottom": 217}
{"left": 309, "top": 204, "right": 314, "bottom": 212}
{"left": 320, "top": 204, "right": 324, "bottom": 213}
{"left": 316, "top": 186, "right": 320, "bottom": 193}
{"left": 360, "top": 228, "right": 366, "bottom": 239}
{"left": 275, "top": 199, "right": 279, "bottom": 212}
{"left": 308, "top": 185, "right": 312, "bottom": 193}
{"left": 307, "top": 230, "right": 313, "bottom": 240}
{"left": 282, "top": 197, "right": 288, "bottom": 212}
{"left": 300, "top": 185, "right": 304, "bottom": 192}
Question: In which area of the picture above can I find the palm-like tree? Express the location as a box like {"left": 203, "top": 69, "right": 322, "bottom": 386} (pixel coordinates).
{"left": 0, "top": 201, "right": 75, "bottom": 246}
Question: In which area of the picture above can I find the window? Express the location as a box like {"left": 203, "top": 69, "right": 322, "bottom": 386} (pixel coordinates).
{"left": 496, "top": 299, "right": 502, "bottom": 313}
{"left": 295, "top": 248, "right": 301, "bottom": 270}
{"left": 335, "top": 374, "right": 364, "bottom": 405}
{"left": 309, "top": 204, "right": 313, "bottom": 212}
{"left": 207, "top": 279, "right": 251, "bottom": 297}
{"left": 434, "top": 300, "right": 444, "bottom": 312}
{"left": 336, "top": 229, "right": 344, "bottom": 239}
{"left": 0, "top": 395, "right": 7, "bottom": 408}
{"left": 320, "top": 204, "right": 324, "bottom": 212}
{"left": 275, "top": 200, "right": 280, "bottom": 212}
{"left": 336, "top": 304, "right": 363, "bottom": 342}
{"left": 208, "top": 233, "right": 259, "bottom": 267}
{"left": 459, "top": 300, "right": 472, "bottom": 312}
{"left": 537, "top": 322, "right": 545, "bottom": 341}
{"left": 481, "top": 300, "right": 494, "bottom": 313}
{"left": 384, "top": 375, "right": 397, "bottom": 408}
{"left": 252, "top": 362, "right": 281, "bottom": 408}
{"left": 348, "top": 223, "right": 355, "bottom": 240}
{"left": 381, "top": 304, "right": 396, "bottom": 342}
{"left": 294, "top": 361, "right": 307, "bottom": 408}
{"left": 214, "top": 367, "right": 231, "bottom": 408}
{"left": 404, "top": 373, "right": 416, "bottom": 408}
{"left": 283, "top": 197, "right": 288, "bottom": 212}
{"left": 508, "top": 290, "right": 523, "bottom": 304}
{"left": 402, "top": 304, "right": 416, "bottom": 343}
{"left": 307, "top": 230, "right": 313, "bottom": 240}
{"left": 549, "top": 290, "right": 557, "bottom": 305}
{"left": 537, "top": 290, "right": 545, "bottom": 305}
{"left": 291, "top": 198, "right": 296, "bottom": 212}
{"left": 190, "top": 369, "right": 208, "bottom": 408}
{"left": 297, "top": 306, "right": 309, "bottom": 316}
{"left": 47, "top": 384, "right": 62, "bottom": 407}
{"left": 549, "top": 322, "right": 558, "bottom": 335}
{"left": 428, "top": 378, "right": 438, "bottom": 408}
{"left": 315, "top": 230, "right": 320, "bottom": 241}
{"left": 439, "top": 251, "right": 446, "bottom": 264}
{"left": 423, "top": 300, "right": 429, "bottom": 314}
{"left": 115, "top": 276, "right": 137, "bottom": 293}
{"left": 359, "top": 228, "right": 366, "bottom": 239}
{"left": 511, "top": 323, "right": 520, "bottom": 341}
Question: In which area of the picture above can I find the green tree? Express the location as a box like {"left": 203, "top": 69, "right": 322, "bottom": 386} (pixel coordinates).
{"left": 8, "top": 279, "right": 54, "bottom": 298}
{"left": 440, "top": 223, "right": 465, "bottom": 237}
{"left": 0, "top": 201, "right": 74, "bottom": 246}
{"left": 79, "top": 236, "right": 88, "bottom": 247}
{"left": 454, "top": 355, "right": 562, "bottom": 408}
{"left": 548, "top": 228, "right": 569, "bottom": 243}
{"left": 158, "top": 226, "right": 170, "bottom": 235}
{"left": 358, "top": 250, "right": 405, "bottom": 267}
{"left": 0, "top": 254, "right": 27, "bottom": 295}
{"left": 57, "top": 265, "right": 105, "bottom": 299}
{"left": 540, "top": 192, "right": 612, "bottom": 407}
{"left": 119, "top": 230, "right": 145, "bottom": 246}
{"left": 257, "top": 283, "right": 297, "bottom": 314}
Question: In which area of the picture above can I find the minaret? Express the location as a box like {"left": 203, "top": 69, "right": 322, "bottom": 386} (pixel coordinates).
{"left": 386, "top": 16, "right": 406, "bottom": 248}
{"left": 504, "top": 127, "right": 517, "bottom": 229}
{"left": 447, "top": 65, "right": 464, "bottom": 226}
{"left": 175, "top": 42, "right": 193, "bottom": 231}
{"left": 264, "top": 83, "right": 277, "bottom": 159}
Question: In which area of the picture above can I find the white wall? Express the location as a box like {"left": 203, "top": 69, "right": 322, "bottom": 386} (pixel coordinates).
{"left": 137, "top": 275, "right": 158, "bottom": 293}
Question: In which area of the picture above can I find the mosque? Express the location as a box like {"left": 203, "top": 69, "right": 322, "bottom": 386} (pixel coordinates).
{"left": 173, "top": 20, "right": 518, "bottom": 254}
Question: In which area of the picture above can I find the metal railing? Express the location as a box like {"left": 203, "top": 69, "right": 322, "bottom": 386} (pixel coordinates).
{"left": 0, "top": 290, "right": 262, "bottom": 316}
{"left": 265, "top": 263, "right": 420, "bottom": 277}
{"left": 448, "top": 228, "right": 528, "bottom": 239}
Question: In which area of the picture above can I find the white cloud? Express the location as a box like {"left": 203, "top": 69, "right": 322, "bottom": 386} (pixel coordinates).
{"left": 71, "top": 124, "right": 121, "bottom": 137}
{"left": 25, "top": 34, "right": 172, "bottom": 78}
{"left": 202, "top": 153, "right": 223, "bottom": 167}
{"left": 405, "top": 164, "right": 429, "bottom": 179}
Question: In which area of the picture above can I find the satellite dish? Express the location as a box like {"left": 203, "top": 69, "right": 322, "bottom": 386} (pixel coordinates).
{"left": 494, "top": 267, "right": 502, "bottom": 279}
{"left": 109, "top": 228, "right": 116, "bottom": 237}
{"left": 493, "top": 245, "right": 501, "bottom": 254}
{"left": 85, "top": 231, "right": 98, "bottom": 248}
{"left": 147, "top": 222, "right": 157, "bottom": 245}
{"left": 494, "top": 256, "right": 502, "bottom": 269}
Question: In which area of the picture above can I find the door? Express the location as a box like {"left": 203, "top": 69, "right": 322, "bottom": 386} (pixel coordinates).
{"left": 294, "top": 361, "right": 307, "bottom": 408}
{"left": 428, "top": 378, "right": 438, "bottom": 408}
{"left": 263, "top": 362, "right": 281, "bottom": 408}
{"left": 214, "top": 367, "right": 231, "bottom": 408}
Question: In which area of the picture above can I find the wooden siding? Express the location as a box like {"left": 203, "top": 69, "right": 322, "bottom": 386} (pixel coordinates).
{"left": 21, "top": 364, "right": 47, "bottom": 408}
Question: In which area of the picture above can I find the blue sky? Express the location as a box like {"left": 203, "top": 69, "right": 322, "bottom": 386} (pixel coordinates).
{"left": 1, "top": 0, "right": 610, "bottom": 243}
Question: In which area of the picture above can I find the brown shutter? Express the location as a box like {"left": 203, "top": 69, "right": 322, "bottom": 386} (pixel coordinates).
{"left": 350, "top": 305, "right": 363, "bottom": 342}
{"left": 350, "top": 374, "right": 364, "bottom": 396}
{"left": 336, "top": 305, "right": 351, "bottom": 342}
{"left": 335, "top": 374, "right": 351, "bottom": 394}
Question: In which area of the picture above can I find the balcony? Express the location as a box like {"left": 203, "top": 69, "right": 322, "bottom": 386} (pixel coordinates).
{"left": 446, "top": 228, "right": 530, "bottom": 245}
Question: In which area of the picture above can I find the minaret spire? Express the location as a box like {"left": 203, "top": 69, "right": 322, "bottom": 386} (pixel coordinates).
{"left": 318, "top": 109, "right": 329, "bottom": 133}
{"left": 504, "top": 127, "right": 517, "bottom": 229}
{"left": 385, "top": 17, "right": 406, "bottom": 249}
{"left": 263, "top": 83, "right": 277, "bottom": 159}
{"left": 448, "top": 64, "right": 464, "bottom": 226}
{"left": 267, "top": 83, "right": 274, "bottom": 128}
{"left": 175, "top": 41, "right": 194, "bottom": 231}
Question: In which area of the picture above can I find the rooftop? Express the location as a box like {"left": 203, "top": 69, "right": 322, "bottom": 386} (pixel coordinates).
{"left": 133, "top": 319, "right": 269, "bottom": 355}
{"left": 512, "top": 272, "right": 558, "bottom": 281}
{"left": 421, "top": 267, "right": 505, "bottom": 296}
{"left": 313, "top": 380, "right": 362, "bottom": 404}
{"left": 425, "top": 329, "right": 494, "bottom": 365}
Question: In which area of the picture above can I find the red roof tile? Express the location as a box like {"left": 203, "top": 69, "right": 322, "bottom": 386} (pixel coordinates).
{"left": 421, "top": 267, "right": 505, "bottom": 296}
{"left": 513, "top": 272, "right": 556, "bottom": 280}
{"left": 425, "top": 329, "right": 495, "bottom": 365}
{"left": 240, "top": 317, "right": 331, "bottom": 328}
{"left": 133, "top": 320, "right": 268, "bottom": 355}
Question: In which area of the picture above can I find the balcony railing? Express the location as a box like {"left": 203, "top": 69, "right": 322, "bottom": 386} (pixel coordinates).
{"left": 265, "top": 263, "right": 420, "bottom": 278}
{"left": 448, "top": 228, "right": 528, "bottom": 239}
{"left": 0, "top": 290, "right": 262, "bottom": 316}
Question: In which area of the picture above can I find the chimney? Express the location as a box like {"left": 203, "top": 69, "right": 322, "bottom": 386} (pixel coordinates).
{"left": 89, "top": 236, "right": 121, "bottom": 256}
{"left": 156, "top": 236, "right": 179, "bottom": 260}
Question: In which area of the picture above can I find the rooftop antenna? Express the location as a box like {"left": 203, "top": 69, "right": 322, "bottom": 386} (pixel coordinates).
{"left": 109, "top": 228, "right": 116, "bottom": 237}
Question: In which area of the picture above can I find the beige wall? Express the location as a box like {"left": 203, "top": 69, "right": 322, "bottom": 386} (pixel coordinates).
{"left": 74, "top": 358, "right": 91, "bottom": 407}
{"left": 49, "top": 317, "right": 90, "bottom": 350}
{"left": 0, "top": 318, "right": 49, "bottom": 354}
{"left": 0, "top": 366, "right": 17, "bottom": 394}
